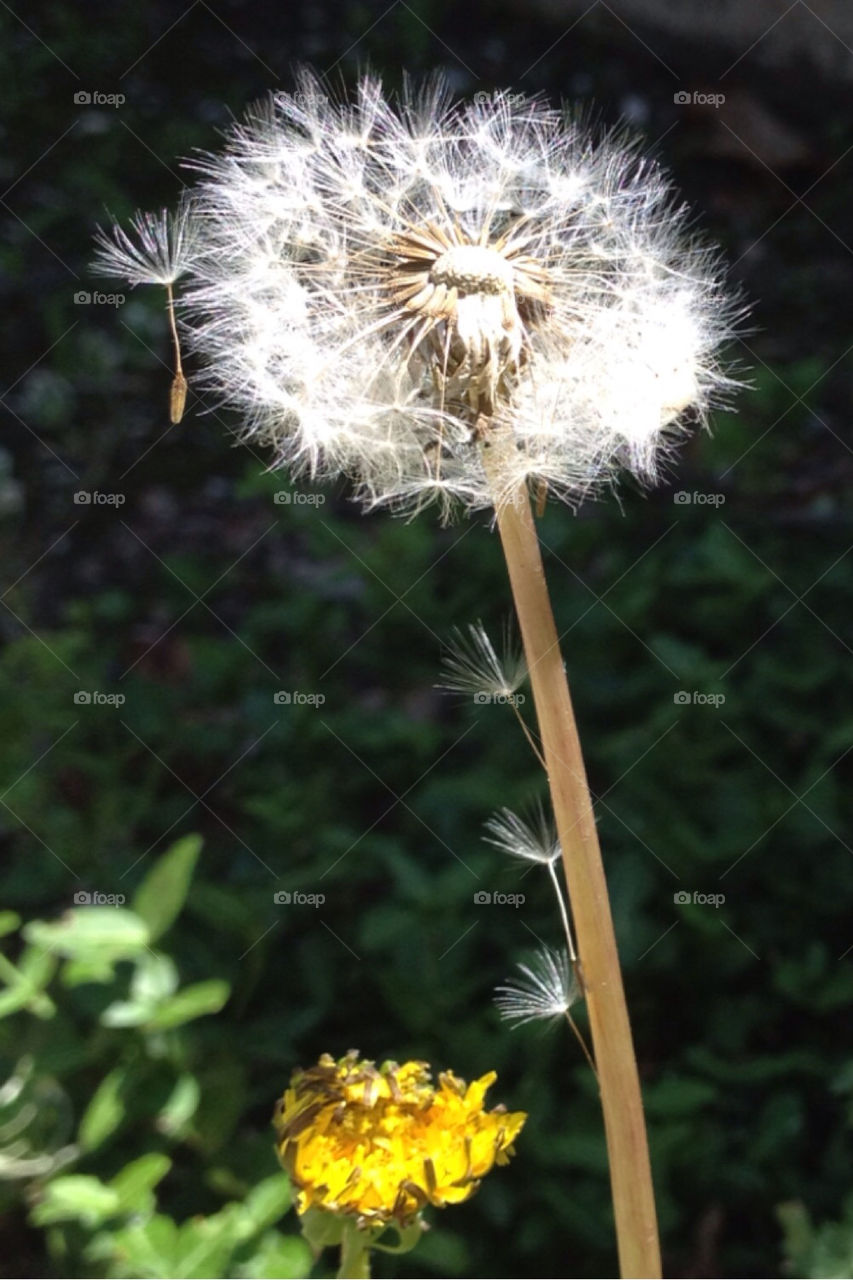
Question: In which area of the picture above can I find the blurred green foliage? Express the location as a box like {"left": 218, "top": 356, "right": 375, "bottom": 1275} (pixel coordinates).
{"left": 0, "top": 840, "right": 311, "bottom": 1278}
{"left": 779, "top": 1198, "right": 853, "bottom": 1279}
{"left": 2, "top": 1, "right": 853, "bottom": 1276}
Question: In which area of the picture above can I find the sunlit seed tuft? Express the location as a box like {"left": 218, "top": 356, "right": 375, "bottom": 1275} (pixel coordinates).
{"left": 494, "top": 947, "right": 578, "bottom": 1028}
{"left": 438, "top": 620, "right": 526, "bottom": 699}
{"left": 93, "top": 199, "right": 199, "bottom": 287}
{"left": 484, "top": 804, "right": 559, "bottom": 866}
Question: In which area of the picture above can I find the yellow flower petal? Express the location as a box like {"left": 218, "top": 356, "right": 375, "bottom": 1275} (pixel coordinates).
{"left": 274, "top": 1050, "right": 526, "bottom": 1225}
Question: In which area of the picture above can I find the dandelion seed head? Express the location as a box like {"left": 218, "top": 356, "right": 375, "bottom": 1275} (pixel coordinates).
{"left": 97, "top": 72, "right": 741, "bottom": 516}
{"left": 494, "top": 947, "right": 578, "bottom": 1028}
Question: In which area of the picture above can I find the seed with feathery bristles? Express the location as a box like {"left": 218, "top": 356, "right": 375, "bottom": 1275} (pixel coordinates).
{"left": 484, "top": 805, "right": 559, "bottom": 866}
{"left": 494, "top": 947, "right": 578, "bottom": 1028}
{"left": 93, "top": 200, "right": 198, "bottom": 287}
{"left": 437, "top": 620, "right": 527, "bottom": 700}
{"left": 93, "top": 199, "right": 198, "bottom": 424}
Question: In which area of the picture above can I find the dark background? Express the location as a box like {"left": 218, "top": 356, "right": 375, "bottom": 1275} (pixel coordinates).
{"left": 1, "top": 1, "right": 852, "bottom": 1276}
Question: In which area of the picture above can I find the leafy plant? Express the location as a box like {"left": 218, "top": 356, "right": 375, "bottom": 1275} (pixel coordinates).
{"left": 779, "top": 1197, "right": 853, "bottom": 1279}
{"left": 0, "top": 836, "right": 310, "bottom": 1279}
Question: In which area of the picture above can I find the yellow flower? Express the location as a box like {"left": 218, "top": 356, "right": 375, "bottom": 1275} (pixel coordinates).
{"left": 274, "top": 1050, "right": 526, "bottom": 1226}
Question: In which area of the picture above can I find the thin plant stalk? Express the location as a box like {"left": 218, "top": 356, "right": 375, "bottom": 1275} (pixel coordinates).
{"left": 484, "top": 441, "right": 661, "bottom": 1279}
{"left": 338, "top": 1220, "right": 372, "bottom": 1279}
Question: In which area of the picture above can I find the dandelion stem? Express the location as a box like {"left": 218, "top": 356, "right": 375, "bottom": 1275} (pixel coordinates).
{"left": 483, "top": 436, "right": 661, "bottom": 1279}
{"left": 338, "top": 1220, "right": 372, "bottom": 1279}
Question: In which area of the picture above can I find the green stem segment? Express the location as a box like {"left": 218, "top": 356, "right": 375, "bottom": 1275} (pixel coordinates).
{"left": 337, "top": 1220, "right": 372, "bottom": 1279}
{"left": 485, "top": 449, "right": 661, "bottom": 1279}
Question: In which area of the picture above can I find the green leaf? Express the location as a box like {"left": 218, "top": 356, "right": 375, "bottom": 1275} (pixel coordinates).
{"left": 63, "top": 955, "right": 122, "bottom": 987}
{"left": 0, "top": 945, "right": 56, "bottom": 1018}
{"left": 300, "top": 1206, "right": 345, "bottom": 1253}
{"left": 144, "top": 979, "right": 229, "bottom": 1030}
{"left": 101, "top": 952, "right": 182, "bottom": 1027}
{"left": 23, "top": 909, "right": 150, "bottom": 961}
{"left": 30, "top": 1175, "right": 120, "bottom": 1228}
{"left": 111, "top": 1153, "right": 172, "bottom": 1214}
{"left": 0, "top": 911, "right": 21, "bottom": 937}
{"left": 173, "top": 1208, "right": 241, "bottom": 1278}
{"left": 99, "top": 1214, "right": 179, "bottom": 1276}
{"left": 236, "top": 1230, "right": 315, "bottom": 1279}
{"left": 241, "top": 1175, "right": 293, "bottom": 1232}
{"left": 79, "top": 1067, "right": 126, "bottom": 1151}
{"left": 100, "top": 998, "right": 151, "bottom": 1028}
{"left": 131, "top": 951, "right": 180, "bottom": 1004}
{"left": 133, "top": 834, "right": 203, "bottom": 942}
{"left": 156, "top": 1072, "right": 201, "bottom": 1137}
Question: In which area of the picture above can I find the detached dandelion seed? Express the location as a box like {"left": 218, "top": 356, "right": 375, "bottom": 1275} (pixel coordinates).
{"left": 485, "top": 803, "right": 576, "bottom": 960}
{"left": 94, "top": 200, "right": 199, "bottom": 423}
{"left": 440, "top": 620, "right": 543, "bottom": 762}
{"left": 93, "top": 202, "right": 198, "bottom": 287}
{"left": 496, "top": 948, "right": 595, "bottom": 1077}
{"left": 438, "top": 620, "right": 526, "bottom": 700}
{"left": 495, "top": 946, "right": 578, "bottom": 1028}
{"left": 484, "top": 803, "right": 559, "bottom": 866}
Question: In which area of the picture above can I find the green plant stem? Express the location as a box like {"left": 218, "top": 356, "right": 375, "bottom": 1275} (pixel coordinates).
{"left": 338, "top": 1220, "right": 372, "bottom": 1279}
{"left": 484, "top": 446, "right": 661, "bottom": 1278}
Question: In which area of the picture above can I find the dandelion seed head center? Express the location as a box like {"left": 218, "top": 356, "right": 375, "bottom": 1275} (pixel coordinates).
{"left": 429, "top": 244, "right": 514, "bottom": 297}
